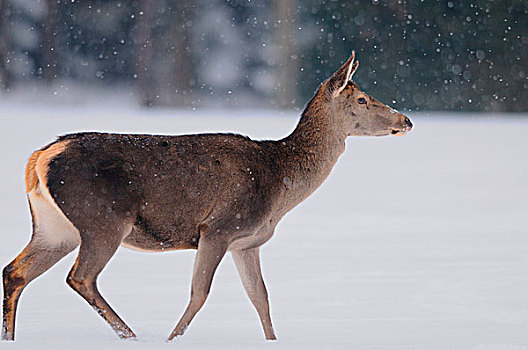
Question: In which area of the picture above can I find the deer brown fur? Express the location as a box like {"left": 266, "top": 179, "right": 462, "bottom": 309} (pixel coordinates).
{"left": 2, "top": 52, "right": 412, "bottom": 341}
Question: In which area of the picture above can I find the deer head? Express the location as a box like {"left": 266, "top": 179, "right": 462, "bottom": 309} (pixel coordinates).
{"left": 324, "top": 52, "right": 413, "bottom": 137}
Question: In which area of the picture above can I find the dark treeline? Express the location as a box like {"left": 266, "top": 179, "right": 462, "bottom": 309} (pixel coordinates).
{"left": 0, "top": 0, "right": 526, "bottom": 111}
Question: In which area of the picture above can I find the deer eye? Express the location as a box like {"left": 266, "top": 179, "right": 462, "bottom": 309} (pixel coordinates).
{"left": 357, "top": 97, "right": 367, "bottom": 105}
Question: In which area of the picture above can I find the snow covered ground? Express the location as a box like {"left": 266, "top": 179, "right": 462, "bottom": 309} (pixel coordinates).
{"left": 0, "top": 102, "right": 527, "bottom": 349}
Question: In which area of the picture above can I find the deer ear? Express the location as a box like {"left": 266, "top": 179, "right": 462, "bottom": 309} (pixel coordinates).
{"left": 328, "top": 52, "right": 359, "bottom": 97}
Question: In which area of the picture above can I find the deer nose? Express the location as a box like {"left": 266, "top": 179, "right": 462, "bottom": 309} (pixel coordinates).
{"left": 403, "top": 117, "right": 413, "bottom": 130}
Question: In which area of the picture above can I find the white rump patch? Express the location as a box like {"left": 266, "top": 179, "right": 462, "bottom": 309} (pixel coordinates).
{"left": 28, "top": 184, "right": 81, "bottom": 248}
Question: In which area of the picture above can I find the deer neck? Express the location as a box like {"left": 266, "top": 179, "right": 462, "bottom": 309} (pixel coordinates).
{"left": 277, "top": 93, "right": 347, "bottom": 206}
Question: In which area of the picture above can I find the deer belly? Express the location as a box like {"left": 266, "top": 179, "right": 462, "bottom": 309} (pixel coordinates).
{"left": 121, "top": 224, "right": 199, "bottom": 252}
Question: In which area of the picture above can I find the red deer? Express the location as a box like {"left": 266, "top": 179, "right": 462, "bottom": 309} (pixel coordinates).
{"left": 2, "top": 52, "right": 412, "bottom": 341}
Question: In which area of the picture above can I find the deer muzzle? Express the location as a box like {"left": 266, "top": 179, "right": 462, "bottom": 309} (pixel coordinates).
{"left": 390, "top": 116, "right": 413, "bottom": 136}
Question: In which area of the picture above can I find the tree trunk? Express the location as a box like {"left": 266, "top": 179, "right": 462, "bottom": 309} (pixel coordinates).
{"left": 0, "top": 0, "right": 12, "bottom": 90}
{"left": 164, "top": 0, "right": 194, "bottom": 107}
{"left": 273, "top": 0, "right": 299, "bottom": 109}
{"left": 134, "top": 0, "right": 159, "bottom": 107}
{"left": 42, "top": 0, "right": 59, "bottom": 82}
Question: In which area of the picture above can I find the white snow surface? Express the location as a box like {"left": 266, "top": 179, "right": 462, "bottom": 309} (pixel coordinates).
{"left": 0, "top": 103, "right": 527, "bottom": 349}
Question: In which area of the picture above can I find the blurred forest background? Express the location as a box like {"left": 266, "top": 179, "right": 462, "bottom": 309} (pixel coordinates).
{"left": 0, "top": 0, "right": 526, "bottom": 111}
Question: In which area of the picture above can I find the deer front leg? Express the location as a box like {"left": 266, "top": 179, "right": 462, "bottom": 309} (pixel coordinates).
{"left": 232, "top": 247, "right": 276, "bottom": 340}
{"left": 167, "top": 236, "right": 227, "bottom": 341}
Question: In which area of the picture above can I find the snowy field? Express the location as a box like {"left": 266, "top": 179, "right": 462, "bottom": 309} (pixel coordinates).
{"left": 1, "top": 102, "right": 528, "bottom": 349}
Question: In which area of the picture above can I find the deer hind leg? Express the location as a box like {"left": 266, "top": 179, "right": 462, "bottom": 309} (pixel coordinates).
{"left": 2, "top": 189, "right": 80, "bottom": 341}
{"left": 232, "top": 247, "right": 276, "bottom": 340}
{"left": 2, "top": 239, "right": 78, "bottom": 341}
{"left": 167, "top": 233, "right": 228, "bottom": 341}
{"left": 66, "top": 225, "right": 136, "bottom": 340}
